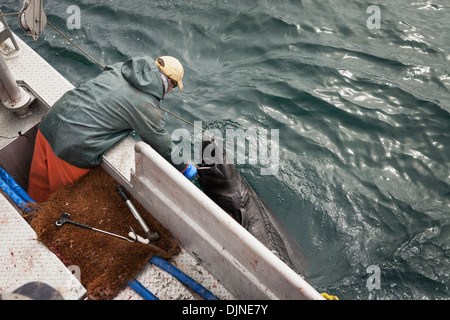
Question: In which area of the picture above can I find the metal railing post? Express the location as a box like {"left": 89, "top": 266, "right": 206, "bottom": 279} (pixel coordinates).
{"left": 0, "top": 54, "right": 34, "bottom": 116}
{"left": 0, "top": 54, "right": 21, "bottom": 101}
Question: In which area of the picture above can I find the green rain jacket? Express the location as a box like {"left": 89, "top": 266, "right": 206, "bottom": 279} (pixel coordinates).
{"left": 39, "top": 56, "right": 188, "bottom": 171}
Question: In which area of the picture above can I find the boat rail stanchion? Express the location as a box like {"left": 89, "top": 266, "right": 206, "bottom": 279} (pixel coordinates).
{"left": 0, "top": 52, "right": 34, "bottom": 117}
{"left": 0, "top": 6, "right": 39, "bottom": 117}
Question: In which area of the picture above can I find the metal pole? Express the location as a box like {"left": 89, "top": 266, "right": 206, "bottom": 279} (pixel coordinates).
{"left": 0, "top": 53, "right": 34, "bottom": 116}
{"left": 0, "top": 81, "right": 10, "bottom": 102}
{"left": 0, "top": 53, "right": 21, "bottom": 101}
{"left": 0, "top": 10, "right": 21, "bottom": 52}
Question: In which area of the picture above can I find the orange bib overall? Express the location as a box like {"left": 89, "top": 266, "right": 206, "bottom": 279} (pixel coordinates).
{"left": 28, "top": 130, "right": 91, "bottom": 202}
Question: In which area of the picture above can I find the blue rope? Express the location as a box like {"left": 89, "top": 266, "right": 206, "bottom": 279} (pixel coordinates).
{"left": 127, "top": 279, "right": 159, "bottom": 300}
{"left": 0, "top": 177, "right": 27, "bottom": 209}
{"left": 0, "top": 167, "right": 35, "bottom": 203}
{"left": 0, "top": 168, "right": 35, "bottom": 214}
{"left": 149, "top": 256, "right": 220, "bottom": 300}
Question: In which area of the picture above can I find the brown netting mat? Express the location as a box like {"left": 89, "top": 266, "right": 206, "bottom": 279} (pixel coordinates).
{"left": 24, "top": 166, "right": 180, "bottom": 300}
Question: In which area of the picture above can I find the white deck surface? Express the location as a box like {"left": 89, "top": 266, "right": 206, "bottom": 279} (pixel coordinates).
{"left": 0, "top": 194, "right": 86, "bottom": 299}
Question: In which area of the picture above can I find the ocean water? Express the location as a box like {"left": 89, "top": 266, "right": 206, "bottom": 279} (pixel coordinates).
{"left": 3, "top": 0, "right": 449, "bottom": 299}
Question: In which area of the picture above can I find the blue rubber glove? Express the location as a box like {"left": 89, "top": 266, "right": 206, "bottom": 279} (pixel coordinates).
{"left": 181, "top": 163, "right": 197, "bottom": 179}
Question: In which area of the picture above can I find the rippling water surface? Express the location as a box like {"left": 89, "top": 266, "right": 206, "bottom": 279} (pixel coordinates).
{"left": 4, "top": 0, "right": 449, "bottom": 299}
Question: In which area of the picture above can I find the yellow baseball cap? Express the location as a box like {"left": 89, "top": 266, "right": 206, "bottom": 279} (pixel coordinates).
{"left": 155, "top": 56, "right": 184, "bottom": 90}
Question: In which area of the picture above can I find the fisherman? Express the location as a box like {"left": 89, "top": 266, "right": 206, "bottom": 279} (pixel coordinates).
{"left": 27, "top": 55, "right": 197, "bottom": 203}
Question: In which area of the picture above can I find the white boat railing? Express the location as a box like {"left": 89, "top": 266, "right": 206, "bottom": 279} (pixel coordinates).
{"left": 104, "top": 141, "right": 324, "bottom": 300}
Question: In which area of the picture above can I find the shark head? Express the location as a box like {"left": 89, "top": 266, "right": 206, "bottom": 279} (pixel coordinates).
{"left": 197, "top": 136, "right": 247, "bottom": 224}
{"left": 197, "top": 136, "right": 235, "bottom": 181}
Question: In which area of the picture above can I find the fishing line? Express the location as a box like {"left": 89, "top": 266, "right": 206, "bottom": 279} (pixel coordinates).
{"left": 0, "top": 11, "right": 24, "bottom": 17}
{"left": 46, "top": 21, "right": 106, "bottom": 70}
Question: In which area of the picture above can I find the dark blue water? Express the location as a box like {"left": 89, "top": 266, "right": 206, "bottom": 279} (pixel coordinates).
{"left": 3, "top": 0, "right": 449, "bottom": 299}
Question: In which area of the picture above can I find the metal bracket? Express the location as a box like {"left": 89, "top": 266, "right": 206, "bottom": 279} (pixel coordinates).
{"left": 19, "top": 0, "right": 47, "bottom": 41}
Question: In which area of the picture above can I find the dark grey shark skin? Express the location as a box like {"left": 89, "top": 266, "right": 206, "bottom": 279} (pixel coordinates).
{"left": 197, "top": 137, "right": 307, "bottom": 275}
